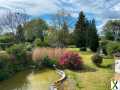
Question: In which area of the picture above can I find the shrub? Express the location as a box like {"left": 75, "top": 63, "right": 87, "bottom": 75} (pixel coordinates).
{"left": 0, "top": 51, "right": 11, "bottom": 69}
{"left": 42, "top": 56, "right": 58, "bottom": 68}
{"left": 80, "top": 47, "right": 86, "bottom": 51}
{"left": 6, "top": 44, "right": 27, "bottom": 65}
{"left": 106, "top": 41, "right": 120, "bottom": 55}
{"left": 0, "top": 70, "right": 10, "bottom": 81}
{"left": 100, "top": 40, "right": 108, "bottom": 55}
{"left": 0, "top": 34, "right": 14, "bottom": 49}
{"left": 91, "top": 53, "right": 103, "bottom": 66}
{"left": 34, "top": 38, "right": 43, "bottom": 47}
{"left": 105, "top": 31, "right": 114, "bottom": 40}
{"left": 0, "top": 34, "right": 14, "bottom": 43}
{"left": 0, "top": 51, "right": 13, "bottom": 80}
{"left": 25, "top": 42, "right": 33, "bottom": 51}
{"left": 59, "top": 51, "right": 83, "bottom": 70}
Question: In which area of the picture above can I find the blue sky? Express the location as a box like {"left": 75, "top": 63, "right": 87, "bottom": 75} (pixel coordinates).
{"left": 0, "top": 0, "right": 120, "bottom": 31}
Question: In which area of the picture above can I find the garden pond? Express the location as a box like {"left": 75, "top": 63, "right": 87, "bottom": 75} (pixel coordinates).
{"left": 0, "top": 69, "right": 61, "bottom": 90}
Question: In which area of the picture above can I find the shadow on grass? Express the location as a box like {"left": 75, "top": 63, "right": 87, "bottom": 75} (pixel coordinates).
{"left": 99, "top": 64, "right": 113, "bottom": 69}
{"left": 70, "top": 65, "right": 97, "bottom": 73}
{"left": 81, "top": 65, "right": 97, "bottom": 72}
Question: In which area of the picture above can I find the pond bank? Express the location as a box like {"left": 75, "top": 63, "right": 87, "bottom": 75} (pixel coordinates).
{"left": 0, "top": 69, "right": 60, "bottom": 90}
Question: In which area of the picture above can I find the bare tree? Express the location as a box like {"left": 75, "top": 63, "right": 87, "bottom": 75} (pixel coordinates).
{"left": 51, "top": 9, "right": 73, "bottom": 30}
{"left": 0, "top": 9, "right": 29, "bottom": 34}
{"left": 0, "top": 9, "right": 29, "bottom": 45}
{"left": 48, "top": 9, "right": 75, "bottom": 48}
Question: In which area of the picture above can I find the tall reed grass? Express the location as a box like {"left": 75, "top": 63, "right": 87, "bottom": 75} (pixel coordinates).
{"left": 32, "top": 48, "right": 68, "bottom": 61}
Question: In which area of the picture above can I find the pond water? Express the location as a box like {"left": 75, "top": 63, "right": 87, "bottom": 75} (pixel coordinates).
{"left": 0, "top": 69, "right": 60, "bottom": 90}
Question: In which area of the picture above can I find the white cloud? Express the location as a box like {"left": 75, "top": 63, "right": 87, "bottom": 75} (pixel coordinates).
{"left": 112, "top": 3, "right": 120, "bottom": 11}
{"left": 0, "top": 0, "right": 59, "bottom": 16}
{"left": 0, "top": 0, "right": 120, "bottom": 30}
{"left": 58, "top": 0, "right": 120, "bottom": 30}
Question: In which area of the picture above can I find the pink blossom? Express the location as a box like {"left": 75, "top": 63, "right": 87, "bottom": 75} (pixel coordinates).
{"left": 59, "top": 51, "right": 83, "bottom": 69}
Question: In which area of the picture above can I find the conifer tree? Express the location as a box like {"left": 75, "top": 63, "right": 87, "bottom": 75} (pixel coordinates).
{"left": 74, "top": 11, "right": 87, "bottom": 49}
{"left": 89, "top": 19, "right": 99, "bottom": 52}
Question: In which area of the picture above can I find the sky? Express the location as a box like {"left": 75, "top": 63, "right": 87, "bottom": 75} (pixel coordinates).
{"left": 0, "top": 0, "right": 120, "bottom": 32}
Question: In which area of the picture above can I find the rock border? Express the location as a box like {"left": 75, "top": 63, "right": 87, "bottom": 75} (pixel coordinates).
{"left": 49, "top": 65, "right": 67, "bottom": 90}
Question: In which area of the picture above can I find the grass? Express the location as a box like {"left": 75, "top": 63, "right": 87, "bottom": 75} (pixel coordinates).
{"left": 64, "top": 48, "right": 114, "bottom": 90}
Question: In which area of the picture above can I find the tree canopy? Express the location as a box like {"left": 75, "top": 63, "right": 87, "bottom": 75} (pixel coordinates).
{"left": 103, "top": 20, "right": 120, "bottom": 41}
{"left": 23, "top": 18, "right": 48, "bottom": 42}
{"left": 74, "top": 11, "right": 99, "bottom": 52}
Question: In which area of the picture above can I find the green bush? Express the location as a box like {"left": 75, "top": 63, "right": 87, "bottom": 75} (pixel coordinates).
{"left": 0, "top": 35, "right": 14, "bottom": 43}
{"left": 105, "top": 31, "right": 114, "bottom": 40}
{"left": 42, "top": 56, "right": 58, "bottom": 68}
{"left": 6, "top": 44, "right": 27, "bottom": 65}
{"left": 100, "top": 40, "right": 108, "bottom": 48}
{"left": 11, "top": 64, "right": 25, "bottom": 72}
{"left": 91, "top": 53, "right": 103, "bottom": 66}
{"left": 100, "top": 40, "right": 109, "bottom": 55}
{"left": 25, "top": 42, "right": 33, "bottom": 51}
{"left": 0, "top": 51, "right": 13, "bottom": 80}
{"left": 106, "top": 41, "right": 120, "bottom": 55}
{"left": 34, "top": 38, "right": 43, "bottom": 47}
{"left": 0, "top": 70, "right": 10, "bottom": 81}
{"left": 0, "top": 51, "right": 11, "bottom": 68}
{"left": 0, "top": 34, "right": 14, "bottom": 49}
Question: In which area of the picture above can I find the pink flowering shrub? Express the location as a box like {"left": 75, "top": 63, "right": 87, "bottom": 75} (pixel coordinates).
{"left": 59, "top": 51, "right": 83, "bottom": 70}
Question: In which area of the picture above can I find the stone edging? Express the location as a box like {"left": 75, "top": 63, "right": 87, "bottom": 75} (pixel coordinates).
{"left": 49, "top": 66, "right": 66, "bottom": 90}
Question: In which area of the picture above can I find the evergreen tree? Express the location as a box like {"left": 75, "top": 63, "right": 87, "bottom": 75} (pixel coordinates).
{"left": 85, "top": 19, "right": 91, "bottom": 47}
{"left": 74, "top": 11, "right": 99, "bottom": 52}
{"left": 74, "top": 11, "right": 87, "bottom": 48}
{"left": 89, "top": 19, "right": 99, "bottom": 52}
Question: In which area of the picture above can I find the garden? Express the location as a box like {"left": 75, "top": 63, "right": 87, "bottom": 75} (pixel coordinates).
{"left": 0, "top": 9, "right": 119, "bottom": 90}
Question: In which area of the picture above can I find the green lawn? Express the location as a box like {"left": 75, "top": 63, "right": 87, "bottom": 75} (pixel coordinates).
{"left": 64, "top": 48, "right": 114, "bottom": 90}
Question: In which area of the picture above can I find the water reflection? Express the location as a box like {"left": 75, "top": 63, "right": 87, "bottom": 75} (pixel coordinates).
{"left": 0, "top": 69, "right": 59, "bottom": 90}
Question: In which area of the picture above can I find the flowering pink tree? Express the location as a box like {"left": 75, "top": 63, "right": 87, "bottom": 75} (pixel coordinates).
{"left": 59, "top": 51, "right": 83, "bottom": 70}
